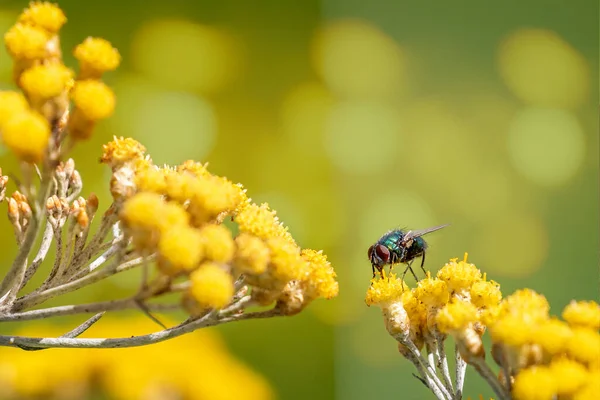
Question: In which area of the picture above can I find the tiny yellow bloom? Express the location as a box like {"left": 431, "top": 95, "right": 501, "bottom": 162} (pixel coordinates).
{"left": 19, "top": 2, "right": 66, "bottom": 33}
{"left": 177, "top": 160, "right": 211, "bottom": 178}
{"left": 101, "top": 136, "right": 147, "bottom": 166}
{"left": 187, "top": 175, "right": 245, "bottom": 225}
{"left": 437, "top": 255, "right": 482, "bottom": 293}
{"left": 572, "top": 369, "right": 600, "bottom": 400}
{"left": 189, "top": 262, "right": 234, "bottom": 310}
{"left": 562, "top": 300, "right": 600, "bottom": 330}
{"left": 233, "top": 233, "right": 270, "bottom": 275}
{"left": 198, "top": 224, "right": 235, "bottom": 263}
{"left": 470, "top": 280, "right": 502, "bottom": 308}
{"left": 549, "top": 357, "right": 589, "bottom": 395}
{"left": 414, "top": 276, "right": 449, "bottom": 308}
{"left": 435, "top": 300, "right": 478, "bottom": 333}
{"left": 1, "top": 109, "right": 50, "bottom": 163}
{"left": 4, "top": 23, "right": 49, "bottom": 60}
{"left": 158, "top": 225, "right": 204, "bottom": 275}
{"left": 0, "top": 91, "right": 29, "bottom": 128}
{"left": 301, "top": 249, "right": 339, "bottom": 300}
{"left": 164, "top": 171, "right": 199, "bottom": 202}
{"left": 71, "top": 80, "right": 115, "bottom": 120}
{"left": 567, "top": 327, "right": 600, "bottom": 365}
{"left": 534, "top": 318, "right": 573, "bottom": 354}
{"left": 234, "top": 202, "right": 293, "bottom": 243}
{"left": 499, "top": 288, "right": 550, "bottom": 322}
{"left": 365, "top": 273, "right": 408, "bottom": 307}
{"left": 489, "top": 315, "right": 534, "bottom": 347}
{"left": 512, "top": 366, "right": 557, "bottom": 400}
{"left": 20, "top": 63, "right": 73, "bottom": 99}
{"left": 135, "top": 165, "right": 168, "bottom": 194}
{"left": 265, "top": 236, "right": 307, "bottom": 283}
{"left": 74, "top": 37, "right": 120, "bottom": 78}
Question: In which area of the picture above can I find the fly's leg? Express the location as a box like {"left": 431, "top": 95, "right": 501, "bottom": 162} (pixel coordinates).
{"left": 420, "top": 250, "right": 427, "bottom": 275}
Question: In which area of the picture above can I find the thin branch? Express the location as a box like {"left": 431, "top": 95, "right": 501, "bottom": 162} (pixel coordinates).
{"left": 0, "top": 308, "right": 281, "bottom": 350}
{"left": 20, "top": 221, "right": 54, "bottom": 289}
{"left": 13, "top": 255, "right": 147, "bottom": 311}
{"left": 435, "top": 337, "right": 454, "bottom": 395}
{"left": 404, "top": 339, "right": 453, "bottom": 400}
{"left": 61, "top": 312, "right": 105, "bottom": 338}
{"left": 455, "top": 345, "right": 467, "bottom": 400}
{"left": 15, "top": 312, "right": 105, "bottom": 351}
{"left": 0, "top": 167, "right": 52, "bottom": 305}
{"left": 469, "top": 356, "right": 510, "bottom": 400}
{"left": 0, "top": 296, "right": 178, "bottom": 322}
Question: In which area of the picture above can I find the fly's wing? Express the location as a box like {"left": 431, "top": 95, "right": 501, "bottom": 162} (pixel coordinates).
{"left": 403, "top": 224, "right": 450, "bottom": 241}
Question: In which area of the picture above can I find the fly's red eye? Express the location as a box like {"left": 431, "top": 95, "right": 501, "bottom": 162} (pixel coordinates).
{"left": 367, "top": 245, "right": 374, "bottom": 260}
{"left": 375, "top": 244, "right": 390, "bottom": 262}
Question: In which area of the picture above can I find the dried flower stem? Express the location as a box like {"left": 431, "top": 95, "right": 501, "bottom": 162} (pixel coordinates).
{"left": 468, "top": 355, "right": 510, "bottom": 400}
{"left": 454, "top": 345, "right": 467, "bottom": 400}
{"left": 0, "top": 306, "right": 281, "bottom": 350}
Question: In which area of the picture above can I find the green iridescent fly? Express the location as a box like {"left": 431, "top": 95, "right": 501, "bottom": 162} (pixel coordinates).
{"left": 367, "top": 224, "right": 449, "bottom": 282}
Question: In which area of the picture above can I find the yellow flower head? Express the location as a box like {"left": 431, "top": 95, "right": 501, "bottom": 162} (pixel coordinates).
{"left": 534, "top": 318, "right": 573, "bottom": 355}
{"left": 567, "top": 327, "right": 600, "bottom": 366}
{"left": 490, "top": 314, "right": 534, "bottom": 347}
{"left": 437, "top": 254, "right": 482, "bottom": 294}
{"left": 4, "top": 23, "right": 49, "bottom": 60}
{"left": 572, "top": 369, "right": 600, "bottom": 400}
{"left": 470, "top": 280, "right": 502, "bottom": 309}
{"left": 435, "top": 300, "right": 478, "bottom": 333}
{"left": 265, "top": 236, "right": 307, "bottom": 283}
{"left": 365, "top": 273, "right": 408, "bottom": 307}
{"left": 414, "top": 276, "right": 449, "bottom": 308}
{"left": 19, "top": 2, "right": 66, "bottom": 33}
{"left": 562, "top": 300, "right": 600, "bottom": 330}
{"left": 1, "top": 109, "right": 50, "bottom": 163}
{"left": 189, "top": 262, "right": 234, "bottom": 310}
{"left": 234, "top": 202, "right": 293, "bottom": 243}
{"left": 177, "top": 160, "right": 211, "bottom": 178}
{"left": 135, "top": 165, "right": 168, "bottom": 194}
{"left": 401, "top": 289, "right": 427, "bottom": 336}
{"left": 512, "top": 366, "right": 557, "bottom": 400}
{"left": 158, "top": 225, "right": 204, "bottom": 275}
{"left": 198, "top": 224, "right": 235, "bottom": 263}
{"left": 163, "top": 171, "right": 199, "bottom": 202}
{"left": 120, "top": 192, "right": 189, "bottom": 249}
{"left": 500, "top": 288, "right": 550, "bottom": 322}
{"left": 19, "top": 63, "right": 73, "bottom": 99}
{"left": 71, "top": 80, "right": 116, "bottom": 120}
{"left": 101, "top": 137, "right": 147, "bottom": 167}
{"left": 74, "top": 37, "right": 120, "bottom": 78}
{"left": 549, "top": 357, "right": 589, "bottom": 395}
{"left": 0, "top": 91, "right": 29, "bottom": 128}
{"left": 301, "top": 249, "right": 339, "bottom": 300}
{"left": 233, "top": 233, "right": 270, "bottom": 275}
{"left": 187, "top": 175, "right": 245, "bottom": 225}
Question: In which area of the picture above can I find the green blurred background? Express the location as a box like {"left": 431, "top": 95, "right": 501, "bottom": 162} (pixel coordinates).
{"left": 0, "top": 0, "right": 598, "bottom": 399}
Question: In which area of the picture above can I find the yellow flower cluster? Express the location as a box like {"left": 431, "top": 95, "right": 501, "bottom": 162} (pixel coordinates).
{"left": 102, "top": 136, "right": 338, "bottom": 315}
{"left": 366, "top": 254, "right": 500, "bottom": 354}
{"left": 0, "top": 316, "right": 274, "bottom": 400}
{"left": 491, "top": 295, "right": 600, "bottom": 400}
{"left": 365, "top": 253, "right": 600, "bottom": 399}
{"left": 0, "top": 2, "right": 118, "bottom": 164}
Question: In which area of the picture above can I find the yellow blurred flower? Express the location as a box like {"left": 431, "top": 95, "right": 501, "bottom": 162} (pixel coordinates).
{"left": 74, "top": 36, "right": 121, "bottom": 78}
{"left": 1, "top": 109, "right": 50, "bottom": 163}
{"left": 198, "top": 223, "right": 235, "bottom": 263}
{"left": 19, "top": 63, "right": 73, "bottom": 100}
{"left": 436, "top": 300, "right": 478, "bottom": 334}
{"left": 233, "top": 233, "right": 270, "bottom": 275}
{"left": 71, "top": 79, "right": 116, "bottom": 120}
{"left": 512, "top": 365, "right": 557, "bottom": 400}
{"left": 189, "top": 262, "right": 235, "bottom": 310}
{"left": 562, "top": 300, "right": 600, "bottom": 330}
{"left": 4, "top": 23, "right": 49, "bottom": 60}
{"left": 18, "top": 1, "right": 66, "bottom": 33}
{"left": 0, "top": 91, "right": 29, "bottom": 129}
{"left": 158, "top": 224, "right": 204, "bottom": 275}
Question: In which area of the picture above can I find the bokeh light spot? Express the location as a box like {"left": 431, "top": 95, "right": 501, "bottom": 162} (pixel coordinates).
{"left": 131, "top": 19, "right": 240, "bottom": 94}
{"left": 498, "top": 28, "right": 589, "bottom": 108}
{"left": 507, "top": 108, "right": 585, "bottom": 187}
{"left": 280, "top": 82, "right": 334, "bottom": 155}
{"left": 311, "top": 19, "right": 407, "bottom": 99}
{"left": 351, "top": 317, "right": 399, "bottom": 367}
{"left": 324, "top": 100, "right": 401, "bottom": 175}
{"left": 109, "top": 75, "right": 216, "bottom": 165}
{"left": 473, "top": 213, "right": 548, "bottom": 278}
